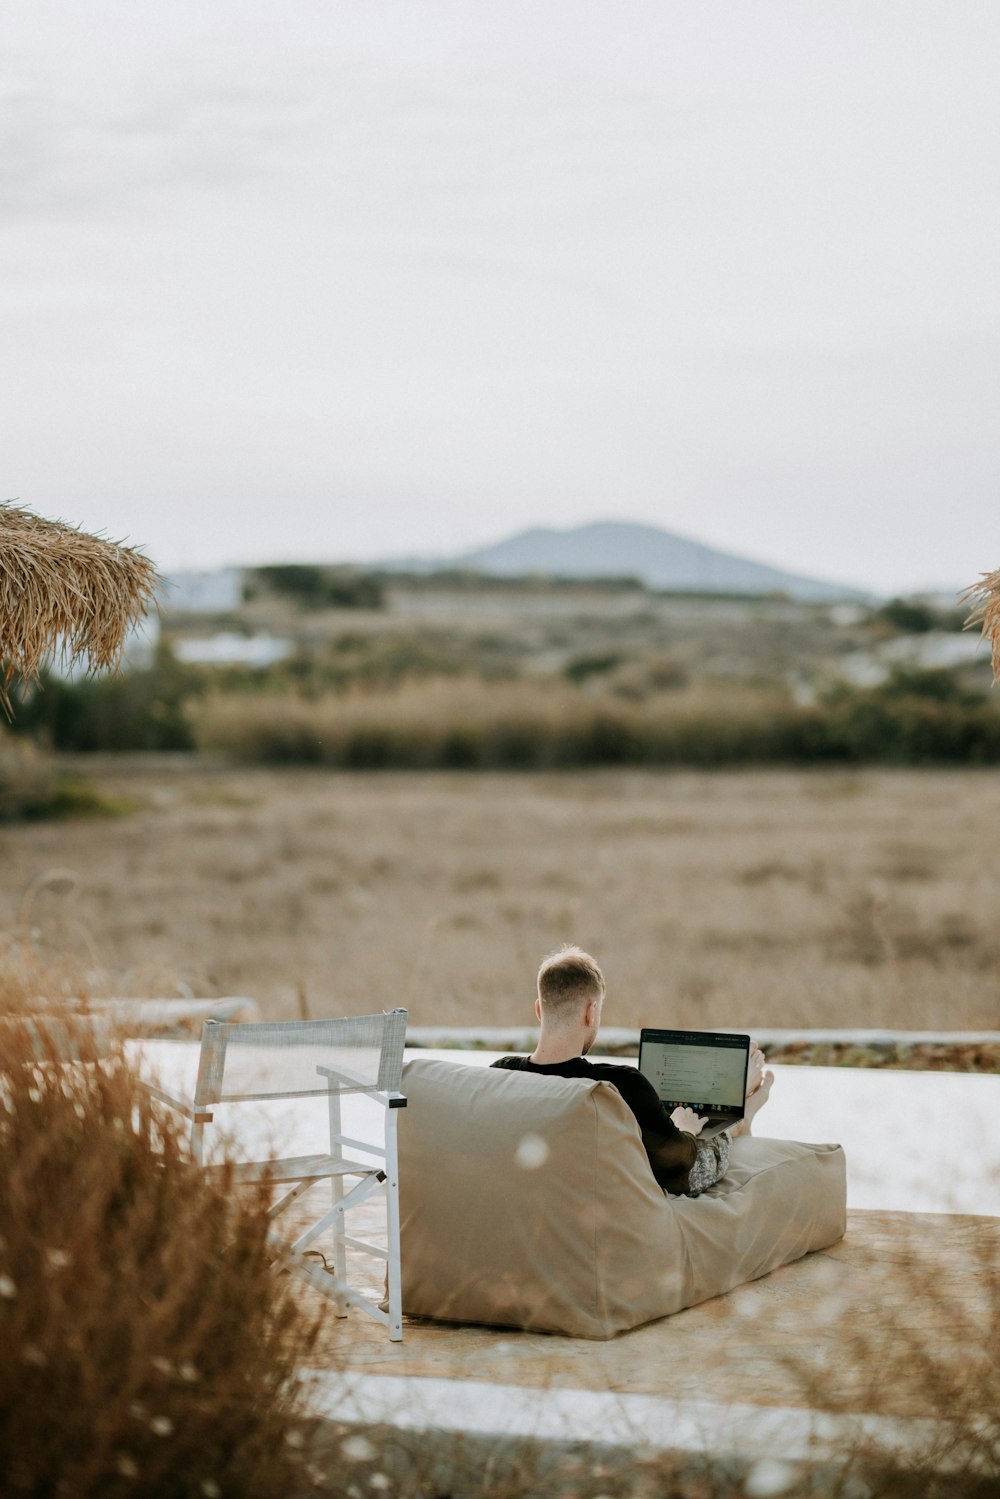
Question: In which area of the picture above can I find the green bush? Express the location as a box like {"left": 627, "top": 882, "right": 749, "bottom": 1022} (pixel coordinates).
{"left": 875, "top": 596, "right": 970, "bottom": 635}
{"left": 247, "top": 564, "right": 384, "bottom": 610}
{"left": 10, "top": 648, "right": 200, "bottom": 753}
{"left": 564, "top": 653, "right": 623, "bottom": 684}
{"left": 876, "top": 597, "right": 938, "bottom": 633}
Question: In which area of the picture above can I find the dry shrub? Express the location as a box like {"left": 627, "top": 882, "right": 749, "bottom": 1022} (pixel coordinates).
{"left": 0, "top": 1023, "right": 321, "bottom": 1498}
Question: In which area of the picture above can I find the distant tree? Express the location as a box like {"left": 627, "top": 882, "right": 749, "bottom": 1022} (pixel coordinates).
{"left": 10, "top": 644, "right": 199, "bottom": 751}
{"left": 877, "top": 597, "right": 937, "bottom": 633}
{"left": 874, "top": 666, "right": 983, "bottom": 705}
{"left": 564, "top": 652, "right": 623, "bottom": 684}
{"left": 247, "top": 565, "right": 384, "bottom": 609}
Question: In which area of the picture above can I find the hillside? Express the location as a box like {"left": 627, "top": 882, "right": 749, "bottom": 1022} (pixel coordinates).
{"left": 453, "top": 520, "right": 869, "bottom": 601}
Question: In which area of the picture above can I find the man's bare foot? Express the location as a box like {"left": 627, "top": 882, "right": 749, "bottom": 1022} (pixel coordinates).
{"left": 731, "top": 1068, "right": 774, "bottom": 1137}
{"left": 746, "top": 1043, "right": 767, "bottom": 1098}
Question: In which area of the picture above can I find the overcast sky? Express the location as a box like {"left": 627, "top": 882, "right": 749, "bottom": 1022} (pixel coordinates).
{"left": 4, "top": 2, "right": 998, "bottom": 593}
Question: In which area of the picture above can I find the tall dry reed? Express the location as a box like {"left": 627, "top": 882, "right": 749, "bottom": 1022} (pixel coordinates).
{"left": 0, "top": 1021, "right": 322, "bottom": 1498}
{"left": 963, "top": 567, "right": 1000, "bottom": 684}
{"left": 191, "top": 678, "right": 809, "bottom": 769}
{"left": 192, "top": 676, "right": 1000, "bottom": 771}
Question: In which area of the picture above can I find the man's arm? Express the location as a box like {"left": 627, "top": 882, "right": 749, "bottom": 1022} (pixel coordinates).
{"left": 610, "top": 1070, "right": 707, "bottom": 1195}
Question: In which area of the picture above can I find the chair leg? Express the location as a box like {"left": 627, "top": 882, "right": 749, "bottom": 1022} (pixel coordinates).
{"left": 385, "top": 1107, "right": 402, "bottom": 1342}
{"left": 327, "top": 1088, "right": 349, "bottom": 1317}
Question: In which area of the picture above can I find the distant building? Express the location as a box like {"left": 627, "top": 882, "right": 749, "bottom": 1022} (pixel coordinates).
{"left": 172, "top": 632, "right": 293, "bottom": 667}
{"left": 162, "top": 568, "right": 244, "bottom": 614}
{"left": 839, "top": 630, "right": 986, "bottom": 688}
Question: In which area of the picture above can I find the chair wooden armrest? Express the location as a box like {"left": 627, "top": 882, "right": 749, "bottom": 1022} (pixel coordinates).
{"left": 315, "top": 1062, "right": 373, "bottom": 1092}
{"left": 315, "top": 1065, "right": 407, "bottom": 1109}
{"left": 141, "top": 1079, "right": 214, "bottom": 1125}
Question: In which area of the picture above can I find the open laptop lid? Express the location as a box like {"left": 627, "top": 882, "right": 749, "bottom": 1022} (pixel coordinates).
{"left": 638, "top": 1028, "right": 749, "bottom": 1130}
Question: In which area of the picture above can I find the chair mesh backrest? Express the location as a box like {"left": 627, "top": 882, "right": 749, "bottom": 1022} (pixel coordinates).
{"left": 194, "top": 1010, "right": 407, "bottom": 1105}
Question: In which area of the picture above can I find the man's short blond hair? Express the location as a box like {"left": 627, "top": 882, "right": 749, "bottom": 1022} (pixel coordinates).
{"left": 537, "top": 945, "right": 605, "bottom": 1015}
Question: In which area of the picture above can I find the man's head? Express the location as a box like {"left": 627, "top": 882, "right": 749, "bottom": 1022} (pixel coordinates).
{"left": 535, "top": 945, "right": 605, "bottom": 1054}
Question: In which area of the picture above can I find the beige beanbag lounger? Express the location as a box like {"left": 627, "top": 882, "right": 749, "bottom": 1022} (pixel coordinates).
{"left": 398, "top": 1057, "right": 847, "bottom": 1339}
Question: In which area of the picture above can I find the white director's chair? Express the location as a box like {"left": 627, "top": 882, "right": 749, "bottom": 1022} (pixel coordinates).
{"left": 144, "top": 1009, "right": 407, "bottom": 1340}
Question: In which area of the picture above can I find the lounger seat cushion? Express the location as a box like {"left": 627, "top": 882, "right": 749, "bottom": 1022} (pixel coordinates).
{"left": 398, "top": 1056, "right": 847, "bottom": 1339}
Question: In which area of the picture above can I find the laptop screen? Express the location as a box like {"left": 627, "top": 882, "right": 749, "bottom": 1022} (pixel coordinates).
{"left": 638, "top": 1029, "right": 749, "bottom": 1118}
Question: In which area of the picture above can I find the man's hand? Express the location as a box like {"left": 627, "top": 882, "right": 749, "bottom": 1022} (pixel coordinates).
{"left": 670, "top": 1105, "right": 707, "bottom": 1136}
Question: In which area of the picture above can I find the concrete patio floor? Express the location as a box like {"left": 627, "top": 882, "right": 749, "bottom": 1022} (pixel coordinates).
{"left": 134, "top": 1038, "right": 1000, "bottom": 1492}
{"left": 305, "top": 1207, "right": 996, "bottom": 1417}
{"left": 305, "top": 1055, "right": 998, "bottom": 1493}
{"left": 298, "top": 1207, "right": 999, "bottom": 1494}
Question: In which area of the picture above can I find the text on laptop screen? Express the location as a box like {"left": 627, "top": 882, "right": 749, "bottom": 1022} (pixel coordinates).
{"left": 639, "top": 1036, "right": 747, "bottom": 1114}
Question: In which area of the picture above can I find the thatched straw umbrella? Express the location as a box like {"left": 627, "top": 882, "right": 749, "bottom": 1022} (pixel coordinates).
{"left": 0, "top": 502, "right": 160, "bottom": 711}
{"left": 962, "top": 570, "right": 1000, "bottom": 685}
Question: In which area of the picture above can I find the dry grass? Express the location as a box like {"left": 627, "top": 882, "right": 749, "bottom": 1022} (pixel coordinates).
{"left": 0, "top": 1021, "right": 322, "bottom": 1497}
{"left": 0, "top": 502, "right": 159, "bottom": 707}
{"left": 3, "top": 759, "right": 999, "bottom": 1031}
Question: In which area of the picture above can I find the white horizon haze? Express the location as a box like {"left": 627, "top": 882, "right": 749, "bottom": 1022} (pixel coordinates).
{"left": 4, "top": 1, "right": 999, "bottom": 596}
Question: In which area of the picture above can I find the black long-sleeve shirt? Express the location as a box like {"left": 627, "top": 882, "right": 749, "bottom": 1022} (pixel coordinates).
{"left": 490, "top": 1054, "right": 730, "bottom": 1196}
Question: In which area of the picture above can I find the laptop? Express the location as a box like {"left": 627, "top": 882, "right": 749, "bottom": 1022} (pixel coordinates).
{"left": 638, "top": 1028, "right": 750, "bottom": 1138}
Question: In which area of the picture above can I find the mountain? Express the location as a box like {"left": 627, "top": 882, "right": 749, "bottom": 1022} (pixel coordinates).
{"left": 446, "top": 521, "right": 870, "bottom": 601}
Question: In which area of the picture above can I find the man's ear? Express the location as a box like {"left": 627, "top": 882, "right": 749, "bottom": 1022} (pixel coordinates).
{"left": 584, "top": 998, "right": 598, "bottom": 1028}
{"left": 534, "top": 996, "right": 542, "bottom": 1024}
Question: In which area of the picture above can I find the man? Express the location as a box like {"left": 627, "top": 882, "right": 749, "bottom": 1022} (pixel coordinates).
{"left": 491, "top": 945, "right": 774, "bottom": 1196}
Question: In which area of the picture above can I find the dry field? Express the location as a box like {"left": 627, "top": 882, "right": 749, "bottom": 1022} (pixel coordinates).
{"left": 3, "top": 757, "right": 1000, "bottom": 1032}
